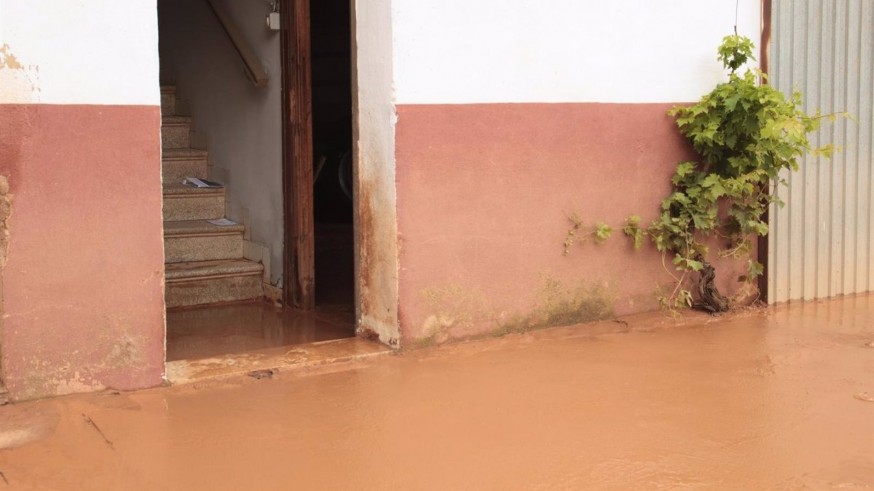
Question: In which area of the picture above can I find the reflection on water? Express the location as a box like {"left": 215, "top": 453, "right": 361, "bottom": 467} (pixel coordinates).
{"left": 166, "top": 302, "right": 355, "bottom": 361}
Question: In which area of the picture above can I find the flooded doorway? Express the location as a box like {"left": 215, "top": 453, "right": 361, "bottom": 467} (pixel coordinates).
{"left": 158, "top": 0, "right": 356, "bottom": 367}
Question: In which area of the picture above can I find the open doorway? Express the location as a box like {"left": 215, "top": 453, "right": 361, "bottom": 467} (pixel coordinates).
{"left": 282, "top": 0, "right": 355, "bottom": 314}
{"left": 311, "top": 0, "right": 355, "bottom": 310}
{"left": 157, "top": 0, "right": 357, "bottom": 368}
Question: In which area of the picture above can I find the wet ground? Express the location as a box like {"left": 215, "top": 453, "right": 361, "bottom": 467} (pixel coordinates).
{"left": 1, "top": 294, "right": 873, "bottom": 489}
{"left": 166, "top": 302, "right": 355, "bottom": 361}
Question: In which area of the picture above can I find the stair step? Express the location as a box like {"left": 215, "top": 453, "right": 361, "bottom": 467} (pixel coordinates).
{"left": 164, "top": 219, "right": 245, "bottom": 263}
{"left": 163, "top": 184, "right": 225, "bottom": 221}
{"left": 160, "top": 86, "right": 176, "bottom": 116}
{"left": 162, "top": 116, "right": 191, "bottom": 149}
{"left": 162, "top": 148, "right": 209, "bottom": 183}
{"left": 165, "top": 259, "right": 264, "bottom": 308}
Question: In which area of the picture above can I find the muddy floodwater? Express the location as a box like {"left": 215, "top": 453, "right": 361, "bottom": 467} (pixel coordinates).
{"left": 1, "top": 295, "right": 873, "bottom": 490}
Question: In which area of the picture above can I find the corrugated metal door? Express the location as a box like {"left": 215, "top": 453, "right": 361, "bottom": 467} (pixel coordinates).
{"left": 768, "top": 0, "right": 874, "bottom": 302}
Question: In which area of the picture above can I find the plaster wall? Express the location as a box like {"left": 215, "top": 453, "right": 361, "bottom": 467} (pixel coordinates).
{"left": 0, "top": 0, "right": 160, "bottom": 105}
{"left": 158, "top": 0, "right": 284, "bottom": 285}
{"left": 392, "top": 0, "right": 761, "bottom": 104}
{"left": 389, "top": 1, "right": 763, "bottom": 344}
{"left": 0, "top": 1, "right": 165, "bottom": 400}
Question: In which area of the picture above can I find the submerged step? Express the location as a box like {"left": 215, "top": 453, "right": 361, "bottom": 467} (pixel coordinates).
{"left": 163, "top": 184, "right": 225, "bottom": 221}
{"left": 165, "top": 259, "right": 264, "bottom": 308}
{"left": 164, "top": 219, "right": 245, "bottom": 263}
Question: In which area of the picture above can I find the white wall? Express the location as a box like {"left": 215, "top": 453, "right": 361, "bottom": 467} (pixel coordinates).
{"left": 391, "top": 0, "right": 761, "bottom": 104}
{"left": 0, "top": 0, "right": 159, "bottom": 105}
{"left": 159, "top": 0, "right": 284, "bottom": 285}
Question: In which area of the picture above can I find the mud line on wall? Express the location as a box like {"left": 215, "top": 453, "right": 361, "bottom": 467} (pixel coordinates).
{"left": 354, "top": 181, "right": 400, "bottom": 348}
{"left": 416, "top": 276, "right": 617, "bottom": 347}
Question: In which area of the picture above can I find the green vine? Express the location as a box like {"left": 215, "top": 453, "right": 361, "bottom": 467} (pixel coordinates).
{"left": 565, "top": 34, "right": 844, "bottom": 312}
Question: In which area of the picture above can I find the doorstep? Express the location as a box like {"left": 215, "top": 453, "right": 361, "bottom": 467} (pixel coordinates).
{"left": 165, "top": 337, "right": 393, "bottom": 385}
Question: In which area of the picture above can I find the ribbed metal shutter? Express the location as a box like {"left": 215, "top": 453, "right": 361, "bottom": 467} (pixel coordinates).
{"left": 768, "top": 0, "right": 874, "bottom": 302}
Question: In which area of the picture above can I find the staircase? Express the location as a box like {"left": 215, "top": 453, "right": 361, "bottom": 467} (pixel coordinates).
{"left": 160, "top": 86, "right": 264, "bottom": 308}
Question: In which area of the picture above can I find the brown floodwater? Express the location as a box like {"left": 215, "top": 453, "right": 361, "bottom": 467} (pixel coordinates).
{"left": 0, "top": 295, "right": 872, "bottom": 490}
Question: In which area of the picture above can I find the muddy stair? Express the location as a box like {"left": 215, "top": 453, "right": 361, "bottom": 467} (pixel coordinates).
{"left": 161, "top": 86, "right": 264, "bottom": 308}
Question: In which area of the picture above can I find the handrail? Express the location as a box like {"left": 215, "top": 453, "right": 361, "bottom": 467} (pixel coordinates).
{"left": 205, "top": 0, "right": 270, "bottom": 87}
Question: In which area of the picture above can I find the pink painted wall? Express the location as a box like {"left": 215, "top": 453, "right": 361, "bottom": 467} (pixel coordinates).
{"left": 0, "top": 105, "right": 165, "bottom": 400}
{"left": 395, "top": 103, "right": 753, "bottom": 344}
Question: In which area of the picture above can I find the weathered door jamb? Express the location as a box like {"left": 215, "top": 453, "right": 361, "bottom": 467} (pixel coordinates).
{"left": 280, "top": 0, "right": 316, "bottom": 310}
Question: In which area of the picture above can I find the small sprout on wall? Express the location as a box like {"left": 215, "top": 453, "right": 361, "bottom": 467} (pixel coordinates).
{"left": 562, "top": 215, "right": 613, "bottom": 254}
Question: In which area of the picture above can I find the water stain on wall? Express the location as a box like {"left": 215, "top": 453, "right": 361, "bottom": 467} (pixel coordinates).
{"left": 417, "top": 276, "right": 616, "bottom": 347}
{"left": 494, "top": 277, "right": 615, "bottom": 337}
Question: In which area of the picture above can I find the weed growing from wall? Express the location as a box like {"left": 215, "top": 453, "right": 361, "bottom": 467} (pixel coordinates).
{"left": 565, "top": 35, "right": 845, "bottom": 312}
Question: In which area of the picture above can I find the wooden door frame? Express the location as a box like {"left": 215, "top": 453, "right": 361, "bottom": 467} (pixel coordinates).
{"left": 280, "top": 0, "right": 315, "bottom": 310}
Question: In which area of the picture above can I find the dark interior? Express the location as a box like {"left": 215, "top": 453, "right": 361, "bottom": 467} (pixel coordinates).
{"left": 311, "top": 0, "right": 354, "bottom": 308}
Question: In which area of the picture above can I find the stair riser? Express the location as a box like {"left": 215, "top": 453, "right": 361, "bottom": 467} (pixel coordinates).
{"left": 161, "top": 92, "right": 176, "bottom": 116}
{"left": 164, "top": 234, "right": 244, "bottom": 263}
{"left": 163, "top": 159, "right": 208, "bottom": 183}
{"left": 162, "top": 124, "right": 190, "bottom": 149}
{"left": 165, "top": 274, "right": 263, "bottom": 308}
{"left": 163, "top": 194, "right": 225, "bottom": 221}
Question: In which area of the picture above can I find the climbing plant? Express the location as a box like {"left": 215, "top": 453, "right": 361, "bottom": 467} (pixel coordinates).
{"left": 564, "top": 35, "right": 843, "bottom": 312}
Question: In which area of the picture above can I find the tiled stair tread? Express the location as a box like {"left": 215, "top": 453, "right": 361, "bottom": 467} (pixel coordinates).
{"left": 165, "top": 259, "right": 263, "bottom": 281}
{"left": 162, "top": 115, "right": 191, "bottom": 125}
{"left": 163, "top": 148, "right": 208, "bottom": 160}
{"left": 163, "top": 183, "right": 224, "bottom": 196}
{"left": 164, "top": 219, "right": 245, "bottom": 236}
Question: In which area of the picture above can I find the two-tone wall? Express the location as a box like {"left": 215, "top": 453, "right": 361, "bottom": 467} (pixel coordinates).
{"left": 383, "top": 0, "right": 762, "bottom": 344}
{"left": 0, "top": 1, "right": 165, "bottom": 400}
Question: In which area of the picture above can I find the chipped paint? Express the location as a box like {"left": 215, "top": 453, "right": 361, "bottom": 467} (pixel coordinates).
{"left": 0, "top": 176, "right": 12, "bottom": 268}
{"left": 418, "top": 283, "right": 490, "bottom": 345}
{"left": 0, "top": 44, "right": 39, "bottom": 103}
{"left": 0, "top": 175, "right": 11, "bottom": 399}
{"left": 0, "top": 44, "right": 23, "bottom": 69}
